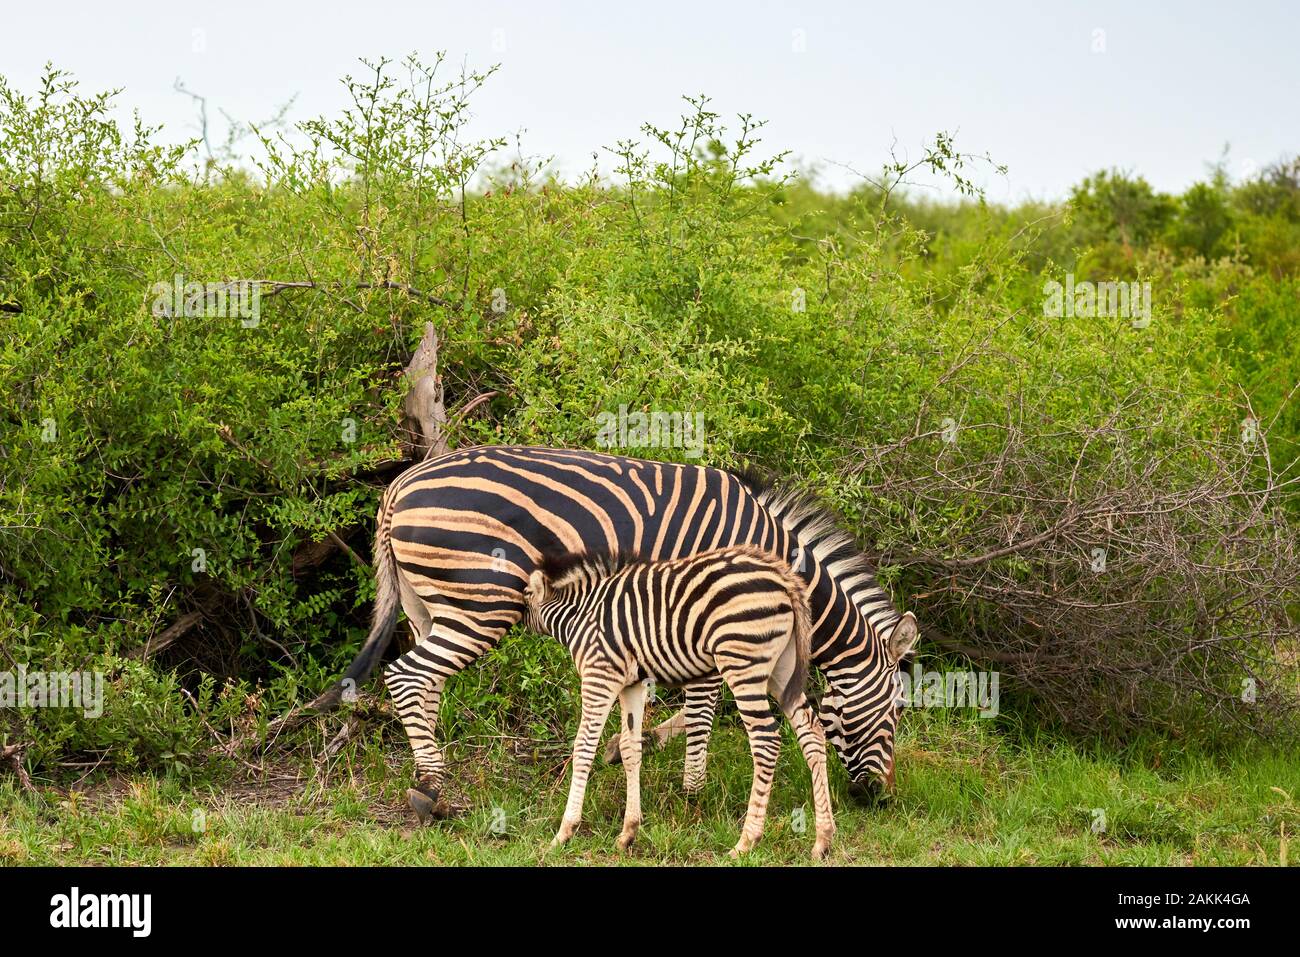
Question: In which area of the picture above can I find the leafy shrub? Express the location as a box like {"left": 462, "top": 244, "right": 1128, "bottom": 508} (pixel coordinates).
{"left": 1, "top": 59, "right": 1297, "bottom": 778}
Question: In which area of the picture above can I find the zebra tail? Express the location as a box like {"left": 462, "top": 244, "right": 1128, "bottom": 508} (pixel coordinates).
{"left": 778, "top": 578, "right": 813, "bottom": 714}
{"left": 305, "top": 499, "right": 400, "bottom": 712}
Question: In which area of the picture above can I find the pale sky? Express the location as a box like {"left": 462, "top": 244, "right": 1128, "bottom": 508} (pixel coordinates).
{"left": 2, "top": 0, "right": 1295, "bottom": 201}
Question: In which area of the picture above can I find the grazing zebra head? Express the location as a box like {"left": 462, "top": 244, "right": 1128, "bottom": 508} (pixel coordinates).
{"left": 816, "top": 612, "right": 919, "bottom": 801}
{"left": 749, "top": 481, "right": 921, "bottom": 803}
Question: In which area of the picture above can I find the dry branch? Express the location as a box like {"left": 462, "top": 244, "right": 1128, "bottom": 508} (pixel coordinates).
{"left": 848, "top": 341, "right": 1300, "bottom": 739}
{"left": 402, "top": 322, "right": 449, "bottom": 460}
{"left": 128, "top": 611, "right": 205, "bottom": 661}
{"left": 1, "top": 742, "right": 35, "bottom": 792}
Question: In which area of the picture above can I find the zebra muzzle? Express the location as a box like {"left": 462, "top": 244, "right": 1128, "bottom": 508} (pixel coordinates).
{"left": 847, "top": 776, "right": 889, "bottom": 807}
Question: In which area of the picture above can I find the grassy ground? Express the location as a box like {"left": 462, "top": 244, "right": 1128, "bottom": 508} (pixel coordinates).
{"left": 2, "top": 707, "right": 1296, "bottom": 866}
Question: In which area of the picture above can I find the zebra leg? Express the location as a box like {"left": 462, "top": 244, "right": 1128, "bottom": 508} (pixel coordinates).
{"left": 601, "top": 675, "right": 718, "bottom": 767}
{"left": 603, "top": 707, "right": 677, "bottom": 764}
{"left": 682, "top": 674, "right": 723, "bottom": 794}
{"left": 784, "top": 695, "right": 835, "bottom": 860}
{"left": 385, "top": 623, "right": 493, "bottom": 823}
{"left": 552, "top": 672, "right": 620, "bottom": 848}
{"left": 395, "top": 569, "right": 432, "bottom": 655}
{"left": 615, "top": 681, "right": 648, "bottom": 851}
{"left": 717, "top": 662, "right": 782, "bottom": 858}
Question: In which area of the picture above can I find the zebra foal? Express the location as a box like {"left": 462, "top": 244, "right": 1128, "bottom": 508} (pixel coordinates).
{"left": 524, "top": 545, "right": 835, "bottom": 860}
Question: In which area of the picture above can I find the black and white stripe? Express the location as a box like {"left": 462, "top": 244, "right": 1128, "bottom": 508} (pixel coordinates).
{"left": 525, "top": 545, "right": 834, "bottom": 858}
{"left": 319, "top": 445, "right": 918, "bottom": 819}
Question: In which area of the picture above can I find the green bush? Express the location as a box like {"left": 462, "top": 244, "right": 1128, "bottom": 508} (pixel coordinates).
{"left": 1, "top": 59, "right": 1297, "bottom": 778}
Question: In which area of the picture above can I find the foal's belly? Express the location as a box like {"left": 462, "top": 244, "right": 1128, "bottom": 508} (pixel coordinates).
{"left": 625, "top": 625, "right": 714, "bottom": 687}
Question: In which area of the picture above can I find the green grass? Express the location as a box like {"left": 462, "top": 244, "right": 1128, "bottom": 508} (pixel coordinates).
{"left": 2, "top": 709, "right": 1296, "bottom": 866}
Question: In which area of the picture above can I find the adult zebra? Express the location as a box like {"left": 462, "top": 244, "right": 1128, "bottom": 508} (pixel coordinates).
{"left": 315, "top": 445, "right": 918, "bottom": 814}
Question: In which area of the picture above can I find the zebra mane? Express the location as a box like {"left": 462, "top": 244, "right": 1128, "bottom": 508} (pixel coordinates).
{"left": 733, "top": 468, "right": 899, "bottom": 629}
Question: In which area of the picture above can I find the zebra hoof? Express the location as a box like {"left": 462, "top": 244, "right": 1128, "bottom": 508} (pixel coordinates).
{"left": 615, "top": 824, "right": 640, "bottom": 851}
{"left": 551, "top": 821, "right": 578, "bottom": 848}
{"left": 407, "top": 787, "right": 453, "bottom": 824}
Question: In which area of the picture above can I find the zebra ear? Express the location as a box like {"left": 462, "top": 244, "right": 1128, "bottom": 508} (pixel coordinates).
{"left": 525, "top": 569, "right": 546, "bottom": 603}
{"left": 888, "top": 612, "right": 919, "bottom": 664}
